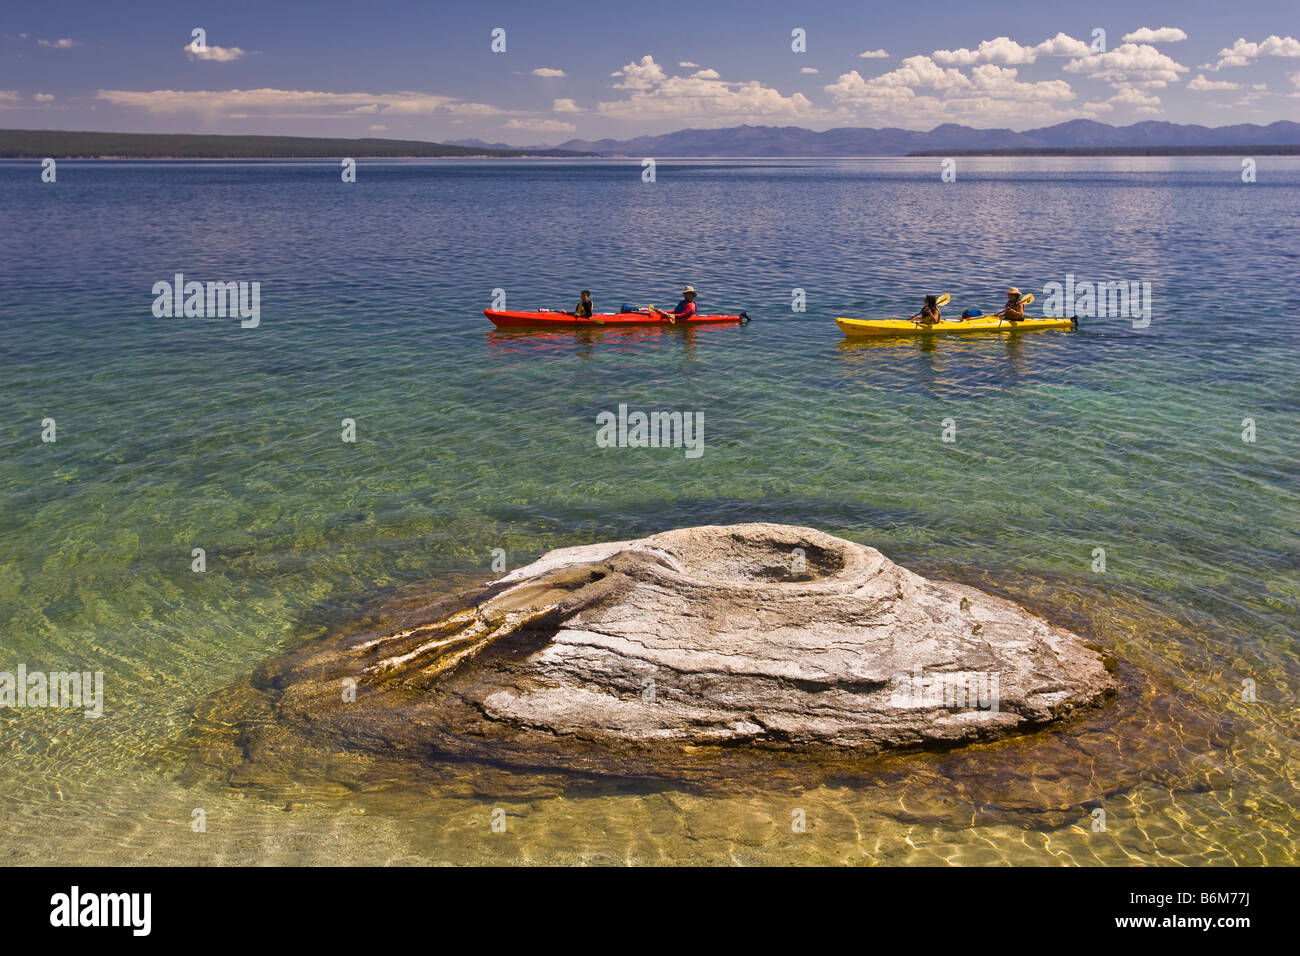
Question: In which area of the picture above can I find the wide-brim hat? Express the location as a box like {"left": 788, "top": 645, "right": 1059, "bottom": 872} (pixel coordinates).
{"left": 681, "top": 286, "right": 696, "bottom": 295}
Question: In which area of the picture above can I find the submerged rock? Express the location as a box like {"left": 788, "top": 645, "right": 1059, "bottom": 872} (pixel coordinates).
{"left": 238, "top": 524, "right": 1114, "bottom": 773}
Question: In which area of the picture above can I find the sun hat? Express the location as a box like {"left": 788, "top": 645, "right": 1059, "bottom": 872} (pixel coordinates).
{"left": 681, "top": 286, "right": 696, "bottom": 295}
{"left": 1007, "top": 287, "right": 1020, "bottom": 295}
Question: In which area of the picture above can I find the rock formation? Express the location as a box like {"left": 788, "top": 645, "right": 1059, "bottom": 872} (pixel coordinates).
{"left": 235, "top": 524, "right": 1114, "bottom": 776}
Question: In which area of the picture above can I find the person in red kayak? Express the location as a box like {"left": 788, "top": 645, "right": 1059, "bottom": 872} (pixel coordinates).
{"left": 573, "top": 290, "right": 593, "bottom": 318}
{"left": 663, "top": 286, "right": 698, "bottom": 324}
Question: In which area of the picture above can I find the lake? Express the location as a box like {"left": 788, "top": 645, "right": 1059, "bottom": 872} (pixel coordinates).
{"left": 0, "top": 156, "right": 1296, "bottom": 864}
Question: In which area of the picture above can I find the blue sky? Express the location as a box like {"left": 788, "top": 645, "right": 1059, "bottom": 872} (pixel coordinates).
{"left": 2, "top": 0, "right": 1297, "bottom": 143}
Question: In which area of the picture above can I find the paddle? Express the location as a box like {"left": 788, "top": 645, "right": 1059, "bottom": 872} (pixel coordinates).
{"left": 645, "top": 303, "right": 688, "bottom": 324}
{"left": 993, "top": 292, "right": 1034, "bottom": 325}
{"left": 645, "top": 305, "right": 751, "bottom": 326}
{"left": 643, "top": 303, "right": 681, "bottom": 324}
{"left": 908, "top": 293, "right": 951, "bottom": 324}
{"left": 571, "top": 302, "right": 603, "bottom": 324}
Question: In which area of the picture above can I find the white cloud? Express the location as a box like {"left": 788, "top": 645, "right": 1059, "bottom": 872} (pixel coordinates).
{"left": 1206, "top": 54, "right": 1250, "bottom": 70}
{"left": 1122, "top": 27, "right": 1187, "bottom": 44}
{"left": 0, "top": 90, "right": 21, "bottom": 103}
{"left": 1242, "top": 35, "right": 1299, "bottom": 56}
{"left": 825, "top": 37, "right": 1182, "bottom": 124}
{"left": 1204, "top": 35, "right": 1300, "bottom": 70}
{"left": 823, "top": 71, "right": 899, "bottom": 106}
{"left": 33, "top": 92, "right": 55, "bottom": 102}
{"left": 95, "top": 88, "right": 505, "bottom": 119}
{"left": 552, "top": 97, "right": 582, "bottom": 113}
{"left": 1064, "top": 43, "right": 1188, "bottom": 87}
{"left": 505, "top": 118, "right": 576, "bottom": 133}
{"left": 185, "top": 42, "right": 248, "bottom": 62}
{"left": 857, "top": 55, "right": 973, "bottom": 93}
{"left": 599, "top": 55, "right": 815, "bottom": 121}
{"left": 611, "top": 54, "right": 668, "bottom": 90}
{"left": 800, "top": 67, "right": 819, "bottom": 74}
{"left": 1210, "top": 87, "right": 1266, "bottom": 109}
{"left": 1187, "top": 74, "right": 1238, "bottom": 91}
{"left": 531, "top": 67, "right": 565, "bottom": 77}
{"left": 368, "top": 124, "right": 386, "bottom": 131}
{"left": 1106, "top": 86, "right": 1162, "bottom": 112}
{"left": 858, "top": 49, "right": 889, "bottom": 59}
{"left": 968, "top": 63, "right": 1075, "bottom": 100}
{"left": 443, "top": 102, "right": 504, "bottom": 115}
{"left": 826, "top": 56, "right": 1079, "bottom": 124}
{"left": 830, "top": 55, "right": 1072, "bottom": 99}
{"left": 38, "top": 37, "right": 79, "bottom": 49}
{"left": 933, "top": 37, "right": 1031, "bottom": 66}
{"left": 932, "top": 33, "right": 1090, "bottom": 66}
{"left": 678, "top": 61, "right": 699, "bottom": 68}
{"left": 1033, "top": 32, "right": 1094, "bottom": 57}
{"left": 184, "top": 42, "right": 247, "bottom": 63}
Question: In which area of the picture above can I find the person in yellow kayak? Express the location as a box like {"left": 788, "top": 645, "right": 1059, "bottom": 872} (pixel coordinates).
{"left": 914, "top": 294, "right": 942, "bottom": 325}
{"left": 573, "top": 290, "right": 593, "bottom": 318}
{"left": 999, "top": 287, "right": 1026, "bottom": 323}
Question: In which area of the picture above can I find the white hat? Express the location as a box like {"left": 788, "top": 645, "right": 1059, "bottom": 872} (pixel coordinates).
{"left": 681, "top": 286, "right": 696, "bottom": 295}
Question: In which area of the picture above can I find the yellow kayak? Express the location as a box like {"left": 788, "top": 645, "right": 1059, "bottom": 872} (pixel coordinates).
{"left": 837, "top": 315, "right": 1076, "bottom": 337}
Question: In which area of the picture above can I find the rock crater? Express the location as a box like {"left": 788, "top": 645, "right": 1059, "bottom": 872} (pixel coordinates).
{"left": 242, "top": 524, "right": 1115, "bottom": 769}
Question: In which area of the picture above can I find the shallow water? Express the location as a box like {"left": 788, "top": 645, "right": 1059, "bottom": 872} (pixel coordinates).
{"left": 0, "top": 157, "right": 1296, "bottom": 865}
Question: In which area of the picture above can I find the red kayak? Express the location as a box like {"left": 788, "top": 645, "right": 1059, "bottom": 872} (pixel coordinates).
{"left": 485, "top": 308, "right": 749, "bottom": 328}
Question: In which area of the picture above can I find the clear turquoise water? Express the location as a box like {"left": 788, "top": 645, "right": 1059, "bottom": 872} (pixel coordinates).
{"left": 0, "top": 157, "right": 1296, "bottom": 864}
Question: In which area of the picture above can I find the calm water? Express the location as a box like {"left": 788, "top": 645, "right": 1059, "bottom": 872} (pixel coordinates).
{"left": 0, "top": 157, "right": 1296, "bottom": 865}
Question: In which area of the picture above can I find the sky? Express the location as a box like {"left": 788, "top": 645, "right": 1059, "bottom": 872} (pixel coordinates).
{"left": 2, "top": 0, "right": 1298, "bottom": 144}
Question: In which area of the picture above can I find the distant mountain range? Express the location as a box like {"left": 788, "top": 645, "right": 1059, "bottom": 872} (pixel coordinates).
{"left": 0, "top": 129, "right": 594, "bottom": 159}
{"left": 452, "top": 120, "right": 1300, "bottom": 156}
{"left": 6, "top": 121, "right": 1295, "bottom": 160}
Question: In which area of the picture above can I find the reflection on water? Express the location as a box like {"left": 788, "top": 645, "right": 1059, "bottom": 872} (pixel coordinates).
{"left": 485, "top": 322, "right": 729, "bottom": 361}
{"left": 836, "top": 327, "right": 1081, "bottom": 400}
